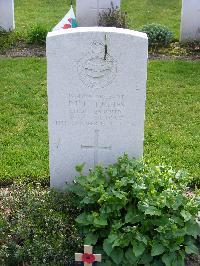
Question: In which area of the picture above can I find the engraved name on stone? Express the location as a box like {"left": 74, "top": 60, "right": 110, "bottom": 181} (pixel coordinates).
{"left": 66, "top": 93, "right": 125, "bottom": 126}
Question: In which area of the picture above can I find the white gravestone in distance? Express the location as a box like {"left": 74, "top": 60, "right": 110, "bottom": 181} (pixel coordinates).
{"left": 180, "top": 0, "right": 200, "bottom": 42}
{"left": 76, "top": 0, "right": 121, "bottom": 27}
{"left": 47, "top": 27, "right": 148, "bottom": 189}
{"left": 0, "top": 0, "right": 15, "bottom": 31}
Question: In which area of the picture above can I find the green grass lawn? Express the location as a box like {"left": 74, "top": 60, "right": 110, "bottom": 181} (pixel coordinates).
{"left": 0, "top": 58, "right": 48, "bottom": 184}
{"left": 0, "top": 58, "right": 199, "bottom": 185}
{"left": 13, "top": 0, "right": 181, "bottom": 37}
{"left": 123, "top": 0, "right": 182, "bottom": 38}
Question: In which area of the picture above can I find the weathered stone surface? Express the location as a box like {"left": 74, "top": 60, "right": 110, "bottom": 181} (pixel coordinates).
{"left": 0, "top": 0, "right": 15, "bottom": 31}
{"left": 180, "top": 0, "right": 200, "bottom": 42}
{"left": 47, "top": 27, "right": 148, "bottom": 188}
{"left": 76, "top": 0, "right": 121, "bottom": 27}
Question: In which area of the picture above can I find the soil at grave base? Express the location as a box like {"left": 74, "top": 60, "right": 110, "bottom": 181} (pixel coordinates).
{"left": 0, "top": 41, "right": 46, "bottom": 58}
{"left": 0, "top": 41, "right": 200, "bottom": 61}
{"left": 185, "top": 254, "right": 200, "bottom": 266}
{"left": 149, "top": 53, "right": 200, "bottom": 61}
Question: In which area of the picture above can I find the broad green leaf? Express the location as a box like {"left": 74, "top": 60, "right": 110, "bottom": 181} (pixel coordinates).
{"left": 162, "top": 253, "right": 175, "bottom": 266}
{"left": 94, "top": 215, "right": 108, "bottom": 227}
{"left": 107, "top": 233, "right": 118, "bottom": 244}
{"left": 175, "top": 170, "right": 187, "bottom": 180}
{"left": 75, "top": 212, "right": 92, "bottom": 225}
{"left": 151, "top": 241, "right": 165, "bottom": 256}
{"left": 172, "top": 254, "right": 185, "bottom": 266}
{"left": 67, "top": 183, "right": 86, "bottom": 197}
{"left": 138, "top": 252, "right": 153, "bottom": 265}
{"left": 112, "top": 237, "right": 121, "bottom": 248}
{"left": 103, "top": 239, "right": 113, "bottom": 256}
{"left": 75, "top": 163, "right": 85, "bottom": 174}
{"left": 180, "top": 210, "right": 192, "bottom": 221}
{"left": 98, "top": 260, "right": 112, "bottom": 266}
{"left": 125, "top": 247, "right": 138, "bottom": 264}
{"left": 125, "top": 207, "right": 142, "bottom": 224}
{"left": 171, "top": 195, "right": 183, "bottom": 210}
{"left": 85, "top": 232, "right": 98, "bottom": 245}
{"left": 135, "top": 232, "right": 148, "bottom": 245}
{"left": 168, "top": 241, "right": 182, "bottom": 252}
{"left": 152, "top": 216, "right": 170, "bottom": 227}
{"left": 132, "top": 240, "right": 146, "bottom": 257}
{"left": 172, "top": 215, "right": 184, "bottom": 225}
{"left": 121, "top": 260, "right": 137, "bottom": 266}
{"left": 185, "top": 220, "right": 200, "bottom": 237}
{"left": 144, "top": 206, "right": 161, "bottom": 216}
{"left": 81, "top": 196, "right": 96, "bottom": 204}
{"left": 110, "top": 247, "right": 124, "bottom": 265}
{"left": 185, "top": 241, "right": 199, "bottom": 255}
{"left": 112, "top": 220, "right": 124, "bottom": 230}
{"left": 138, "top": 203, "right": 161, "bottom": 216}
{"left": 151, "top": 259, "right": 164, "bottom": 266}
{"left": 173, "top": 228, "right": 186, "bottom": 237}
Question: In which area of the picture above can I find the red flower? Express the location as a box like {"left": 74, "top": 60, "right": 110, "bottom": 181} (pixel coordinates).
{"left": 82, "top": 253, "right": 96, "bottom": 264}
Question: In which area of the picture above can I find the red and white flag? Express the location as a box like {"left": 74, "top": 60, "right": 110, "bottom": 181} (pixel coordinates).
{"left": 52, "top": 5, "right": 77, "bottom": 31}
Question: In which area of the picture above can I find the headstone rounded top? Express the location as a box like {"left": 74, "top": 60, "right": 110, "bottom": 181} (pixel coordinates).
{"left": 47, "top": 27, "right": 148, "bottom": 41}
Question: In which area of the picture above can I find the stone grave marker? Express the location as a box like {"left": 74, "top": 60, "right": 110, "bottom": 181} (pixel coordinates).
{"left": 0, "top": 0, "right": 15, "bottom": 31}
{"left": 76, "top": 0, "right": 121, "bottom": 27}
{"left": 47, "top": 27, "right": 148, "bottom": 189}
{"left": 180, "top": 0, "right": 200, "bottom": 42}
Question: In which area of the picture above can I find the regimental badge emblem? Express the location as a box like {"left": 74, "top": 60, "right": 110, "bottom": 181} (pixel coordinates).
{"left": 77, "top": 41, "right": 117, "bottom": 89}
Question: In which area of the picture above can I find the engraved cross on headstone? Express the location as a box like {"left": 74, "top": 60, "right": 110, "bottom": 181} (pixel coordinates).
{"left": 81, "top": 130, "right": 112, "bottom": 165}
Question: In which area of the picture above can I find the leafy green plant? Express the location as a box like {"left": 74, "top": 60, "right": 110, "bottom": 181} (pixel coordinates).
{"left": 27, "top": 25, "right": 48, "bottom": 45}
{"left": 0, "top": 182, "right": 81, "bottom": 265}
{"left": 70, "top": 154, "right": 200, "bottom": 265}
{"left": 141, "top": 23, "right": 173, "bottom": 47}
{"left": 98, "top": 2, "right": 127, "bottom": 28}
{"left": 0, "top": 30, "right": 19, "bottom": 53}
{"left": 0, "top": 26, "right": 5, "bottom": 32}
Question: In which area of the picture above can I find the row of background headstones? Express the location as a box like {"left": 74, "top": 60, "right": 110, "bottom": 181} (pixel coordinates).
{"left": 0, "top": 0, "right": 200, "bottom": 42}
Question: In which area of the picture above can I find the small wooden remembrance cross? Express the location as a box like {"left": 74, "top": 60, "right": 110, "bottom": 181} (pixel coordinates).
{"left": 75, "top": 245, "right": 102, "bottom": 265}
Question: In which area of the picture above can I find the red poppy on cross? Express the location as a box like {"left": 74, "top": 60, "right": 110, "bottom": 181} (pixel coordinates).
{"left": 75, "top": 245, "right": 102, "bottom": 266}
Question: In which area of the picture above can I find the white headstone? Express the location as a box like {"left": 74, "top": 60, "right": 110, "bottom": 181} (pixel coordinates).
{"left": 180, "top": 0, "right": 200, "bottom": 42}
{"left": 47, "top": 27, "right": 148, "bottom": 189}
{"left": 76, "top": 0, "right": 121, "bottom": 27}
{"left": 0, "top": 0, "right": 15, "bottom": 31}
